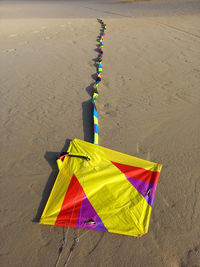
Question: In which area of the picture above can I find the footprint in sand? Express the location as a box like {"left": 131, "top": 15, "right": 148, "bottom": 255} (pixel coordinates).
{"left": 182, "top": 246, "right": 200, "bottom": 267}
{"left": 8, "top": 34, "right": 18, "bottom": 38}
{"left": 3, "top": 48, "right": 16, "bottom": 53}
{"left": 32, "top": 30, "right": 40, "bottom": 34}
{"left": 136, "top": 143, "right": 139, "bottom": 153}
{"left": 105, "top": 110, "right": 117, "bottom": 117}
{"left": 18, "top": 41, "right": 28, "bottom": 45}
{"left": 146, "top": 151, "right": 151, "bottom": 161}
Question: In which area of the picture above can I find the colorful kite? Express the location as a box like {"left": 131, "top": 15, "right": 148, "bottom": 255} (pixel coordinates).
{"left": 40, "top": 19, "right": 162, "bottom": 238}
{"left": 40, "top": 139, "right": 162, "bottom": 237}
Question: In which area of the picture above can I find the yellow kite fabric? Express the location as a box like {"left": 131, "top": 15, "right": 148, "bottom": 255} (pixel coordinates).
{"left": 40, "top": 139, "right": 162, "bottom": 237}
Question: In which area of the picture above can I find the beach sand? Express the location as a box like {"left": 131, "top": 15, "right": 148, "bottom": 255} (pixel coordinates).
{"left": 1, "top": 0, "right": 200, "bottom": 266}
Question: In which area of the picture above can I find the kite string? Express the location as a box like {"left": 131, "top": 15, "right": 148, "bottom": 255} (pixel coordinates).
{"left": 55, "top": 160, "right": 87, "bottom": 267}
{"left": 55, "top": 18, "right": 107, "bottom": 267}
{"left": 63, "top": 18, "right": 107, "bottom": 257}
{"left": 64, "top": 157, "right": 88, "bottom": 267}
{"left": 63, "top": 19, "right": 107, "bottom": 261}
{"left": 63, "top": 229, "right": 94, "bottom": 267}
{"left": 63, "top": 19, "right": 107, "bottom": 245}
{"left": 55, "top": 228, "right": 67, "bottom": 267}
{"left": 63, "top": 229, "right": 91, "bottom": 267}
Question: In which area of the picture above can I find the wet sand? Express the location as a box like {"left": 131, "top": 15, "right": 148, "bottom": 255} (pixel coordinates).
{"left": 1, "top": 1, "right": 200, "bottom": 266}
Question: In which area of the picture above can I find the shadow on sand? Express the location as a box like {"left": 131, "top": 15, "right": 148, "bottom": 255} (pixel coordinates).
{"left": 33, "top": 139, "right": 71, "bottom": 222}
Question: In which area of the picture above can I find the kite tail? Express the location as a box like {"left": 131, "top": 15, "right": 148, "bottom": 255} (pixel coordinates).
{"left": 93, "top": 19, "right": 107, "bottom": 145}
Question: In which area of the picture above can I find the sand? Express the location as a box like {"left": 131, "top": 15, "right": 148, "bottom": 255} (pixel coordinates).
{"left": 1, "top": 0, "right": 200, "bottom": 266}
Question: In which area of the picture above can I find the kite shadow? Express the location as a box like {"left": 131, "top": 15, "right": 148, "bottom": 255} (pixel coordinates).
{"left": 82, "top": 98, "right": 94, "bottom": 143}
{"left": 33, "top": 139, "right": 71, "bottom": 222}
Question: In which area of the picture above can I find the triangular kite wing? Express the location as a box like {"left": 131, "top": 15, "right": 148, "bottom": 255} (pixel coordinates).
{"left": 40, "top": 139, "right": 162, "bottom": 237}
